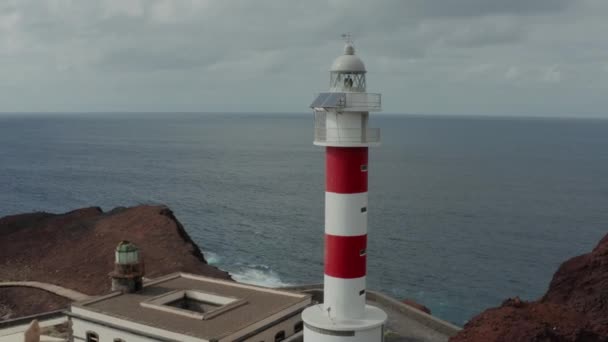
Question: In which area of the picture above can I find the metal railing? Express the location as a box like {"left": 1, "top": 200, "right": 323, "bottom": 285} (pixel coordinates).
{"left": 311, "top": 92, "right": 382, "bottom": 112}
{"left": 343, "top": 92, "right": 381, "bottom": 112}
{"left": 314, "top": 127, "right": 381, "bottom": 144}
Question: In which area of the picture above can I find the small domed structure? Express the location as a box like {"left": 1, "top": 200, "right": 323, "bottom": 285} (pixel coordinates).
{"left": 109, "top": 240, "right": 144, "bottom": 293}
{"left": 330, "top": 43, "right": 366, "bottom": 73}
{"left": 329, "top": 42, "right": 367, "bottom": 92}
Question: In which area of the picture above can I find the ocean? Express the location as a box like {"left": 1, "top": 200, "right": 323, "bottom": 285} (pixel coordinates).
{"left": 0, "top": 112, "right": 607, "bottom": 325}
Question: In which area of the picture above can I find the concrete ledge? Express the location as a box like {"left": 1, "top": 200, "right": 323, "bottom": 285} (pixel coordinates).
{"left": 366, "top": 290, "right": 461, "bottom": 337}
{"left": 281, "top": 284, "right": 461, "bottom": 338}
{"left": 0, "top": 281, "right": 90, "bottom": 301}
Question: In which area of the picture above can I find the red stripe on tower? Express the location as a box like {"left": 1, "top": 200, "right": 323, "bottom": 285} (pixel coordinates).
{"left": 326, "top": 147, "right": 368, "bottom": 194}
{"left": 324, "top": 234, "right": 367, "bottom": 278}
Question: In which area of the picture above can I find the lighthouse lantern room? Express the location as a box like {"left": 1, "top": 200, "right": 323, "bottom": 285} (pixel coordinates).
{"left": 302, "top": 37, "right": 387, "bottom": 342}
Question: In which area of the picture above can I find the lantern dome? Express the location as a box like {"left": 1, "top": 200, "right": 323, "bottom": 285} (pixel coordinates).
{"left": 330, "top": 42, "right": 366, "bottom": 73}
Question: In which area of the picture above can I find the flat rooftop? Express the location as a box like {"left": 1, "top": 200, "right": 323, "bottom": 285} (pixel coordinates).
{"left": 72, "top": 273, "right": 310, "bottom": 341}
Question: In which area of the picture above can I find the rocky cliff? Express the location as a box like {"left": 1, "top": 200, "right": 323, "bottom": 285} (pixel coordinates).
{"left": 0, "top": 205, "right": 230, "bottom": 319}
{"left": 451, "top": 232, "right": 608, "bottom": 342}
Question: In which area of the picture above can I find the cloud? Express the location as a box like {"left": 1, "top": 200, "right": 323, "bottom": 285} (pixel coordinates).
{"left": 101, "top": 0, "right": 145, "bottom": 18}
{"left": 0, "top": 0, "right": 606, "bottom": 116}
{"left": 404, "top": 0, "right": 572, "bottom": 17}
{"left": 505, "top": 66, "right": 521, "bottom": 80}
{"left": 0, "top": 11, "right": 22, "bottom": 55}
{"left": 439, "top": 16, "right": 526, "bottom": 48}
{"left": 541, "top": 65, "right": 562, "bottom": 83}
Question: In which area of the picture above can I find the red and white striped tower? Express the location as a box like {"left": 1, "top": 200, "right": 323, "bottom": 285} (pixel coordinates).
{"left": 302, "top": 38, "right": 387, "bottom": 342}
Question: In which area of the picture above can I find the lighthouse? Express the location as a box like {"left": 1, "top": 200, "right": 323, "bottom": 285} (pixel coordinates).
{"left": 301, "top": 37, "right": 387, "bottom": 341}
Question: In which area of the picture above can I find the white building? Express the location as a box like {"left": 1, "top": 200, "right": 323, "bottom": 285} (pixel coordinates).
{"left": 69, "top": 272, "right": 310, "bottom": 342}
{"left": 68, "top": 242, "right": 310, "bottom": 342}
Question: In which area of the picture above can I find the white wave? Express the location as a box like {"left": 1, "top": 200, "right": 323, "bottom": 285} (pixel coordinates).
{"left": 203, "top": 251, "right": 221, "bottom": 265}
{"left": 231, "top": 264, "right": 291, "bottom": 288}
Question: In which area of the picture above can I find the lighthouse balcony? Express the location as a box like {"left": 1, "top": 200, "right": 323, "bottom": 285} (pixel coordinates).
{"left": 310, "top": 92, "right": 382, "bottom": 112}
{"left": 314, "top": 127, "right": 381, "bottom": 146}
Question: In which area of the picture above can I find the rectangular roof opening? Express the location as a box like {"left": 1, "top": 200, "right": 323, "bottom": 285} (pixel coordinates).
{"left": 167, "top": 296, "right": 220, "bottom": 314}
{"left": 141, "top": 290, "right": 246, "bottom": 320}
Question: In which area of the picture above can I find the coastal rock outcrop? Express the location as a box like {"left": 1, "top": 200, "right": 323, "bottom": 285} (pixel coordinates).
{"left": 0, "top": 205, "right": 230, "bottom": 319}
{"left": 450, "top": 233, "right": 608, "bottom": 342}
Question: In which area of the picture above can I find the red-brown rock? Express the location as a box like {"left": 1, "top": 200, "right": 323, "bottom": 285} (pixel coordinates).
{"left": 450, "top": 233, "right": 608, "bottom": 342}
{"left": 542, "top": 234, "right": 608, "bottom": 336}
{"left": 0, "top": 205, "right": 231, "bottom": 318}
{"left": 402, "top": 298, "right": 432, "bottom": 315}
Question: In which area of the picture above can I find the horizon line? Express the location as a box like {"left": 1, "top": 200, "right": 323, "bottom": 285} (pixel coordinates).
{"left": 0, "top": 111, "right": 606, "bottom": 120}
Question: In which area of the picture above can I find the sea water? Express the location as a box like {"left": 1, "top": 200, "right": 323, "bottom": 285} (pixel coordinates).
{"left": 1, "top": 112, "right": 607, "bottom": 325}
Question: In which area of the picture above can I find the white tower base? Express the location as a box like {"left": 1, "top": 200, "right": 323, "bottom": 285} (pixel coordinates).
{"left": 302, "top": 304, "right": 387, "bottom": 342}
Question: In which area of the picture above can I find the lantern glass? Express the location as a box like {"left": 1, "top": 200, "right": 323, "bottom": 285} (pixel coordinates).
{"left": 116, "top": 246, "right": 139, "bottom": 265}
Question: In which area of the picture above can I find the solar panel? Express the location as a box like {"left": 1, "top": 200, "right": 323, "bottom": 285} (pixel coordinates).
{"left": 310, "top": 92, "right": 346, "bottom": 108}
{"left": 310, "top": 92, "right": 330, "bottom": 108}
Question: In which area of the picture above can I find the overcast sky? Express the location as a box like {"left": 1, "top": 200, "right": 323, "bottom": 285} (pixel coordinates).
{"left": 1, "top": 0, "right": 607, "bottom": 117}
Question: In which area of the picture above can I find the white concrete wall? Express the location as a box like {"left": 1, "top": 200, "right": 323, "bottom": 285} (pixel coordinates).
{"left": 323, "top": 275, "right": 366, "bottom": 320}
{"left": 244, "top": 314, "right": 303, "bottom": 342}
{"left": 72, "top": 317, "right": 159, "bottom": 342}
{"left": 71, "top": 315, "right": 305, "bottom": 342}
{"left": 70, "top": 306, "right": 207, "bottom": 342}
{"left": 325, "top": 192, "right": 368, "bottom": 236}
{"left": 303, "top": 325, "right": 383, "bottom": 342}
{"left": 325, "top": 112, "right": 365, "bottom": 144}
